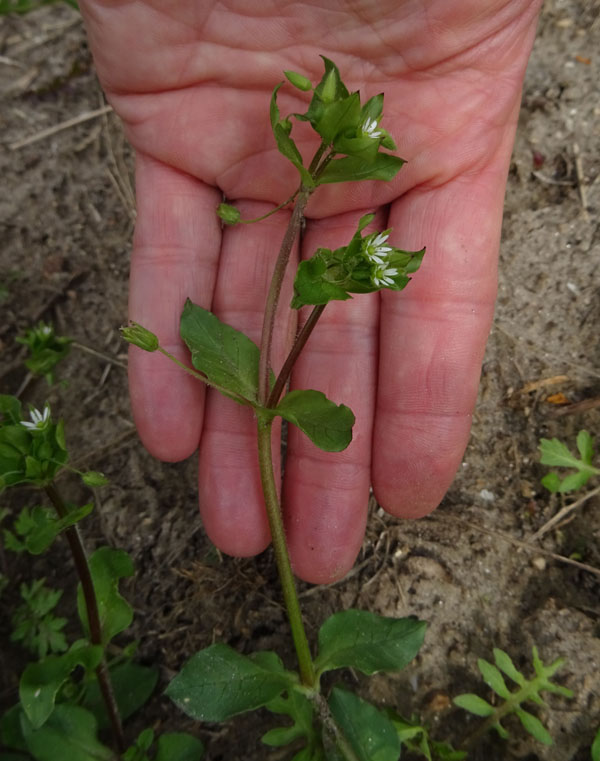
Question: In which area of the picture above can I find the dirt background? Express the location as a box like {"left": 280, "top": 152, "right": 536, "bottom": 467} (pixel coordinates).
{"left": 1, "top": 2, "right": 599, "bottom": 760}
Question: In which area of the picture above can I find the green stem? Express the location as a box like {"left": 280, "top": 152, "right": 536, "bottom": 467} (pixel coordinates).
{"left": 256, "top": 414, "right": 315, "bottom": 686}
{"left": 45, "top": 482, "right": 125, "bottom": 753}
{"left": 258, "top": 189, "right": 310, "bottom": 404}
{"left": 267, "top": 304, "right": 326, "bottom": 408}
{"left": 238, "top": 189, "right": 300, "bottom": 224}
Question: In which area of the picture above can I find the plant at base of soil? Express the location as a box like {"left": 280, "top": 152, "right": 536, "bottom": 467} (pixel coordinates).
{"left": 454, "top": 647, "right": 573, "bottom": 750}
{"left": 0, "top": 394, "right": 203, "bottom": 761}
{"left": 0, "top": 0, "right": 77, "bottom": 14}
{"left": 539, "top": 430, "right": 599, "bottom": 493}
{"left": 16, "top": 321, "right": 72, "bottom": 386}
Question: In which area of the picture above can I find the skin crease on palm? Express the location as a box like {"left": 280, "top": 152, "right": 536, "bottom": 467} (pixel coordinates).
{"left": 79, "top": 0, "right": 543, "bottom": 584}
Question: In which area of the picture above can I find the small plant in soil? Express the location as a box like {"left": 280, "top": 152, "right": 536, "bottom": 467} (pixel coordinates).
{"left": 0, "top": 393, "right": 203, "bottom": 761}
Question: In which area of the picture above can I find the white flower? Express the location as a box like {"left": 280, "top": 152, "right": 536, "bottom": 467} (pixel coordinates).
{"left": 361, "top": 116, "right": 382, "bottom": 140}
{"left": 41, "top": 325, "right": 52, "bottom": 336}
{"left": 372, "top": 265, "right": 398, "bottom": 288}
{"left": 364, "top": 232, "right": 392, "bottom": 264}
{"left": 21, "top": 404, "right": 51, "bottom": 431}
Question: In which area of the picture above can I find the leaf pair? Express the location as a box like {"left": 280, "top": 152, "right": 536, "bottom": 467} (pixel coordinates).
{"left": 179, "top": 300, "right": 354, "bottom": 452}
{"left": 166, "top": 610, "right": 425, "bottom": 759}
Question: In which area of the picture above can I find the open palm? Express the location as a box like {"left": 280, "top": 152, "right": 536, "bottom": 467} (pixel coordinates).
{"left": 80, "top": 1, "right": 541, "bottom": 583}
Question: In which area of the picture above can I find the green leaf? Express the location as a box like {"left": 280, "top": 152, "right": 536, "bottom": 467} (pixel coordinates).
{"left": 0, "top": 396, "right": 22, "bottom": 425}
{"left": 477, "top": 658, "right": 511, "bottom": 699}
{"left": 165, "top": 643, "right": 293, "bottom": 722}
{"left": 291, "top": 254, "right": 352, "bottom": 309}
{"left": 23, "top": 503, "right": 93, "bottom": 555}
{"left": 493, "top": 648, "right": 526, "bottom": 687}
{"left": 315, "top": 611, "right": 426, "bottom": 675}
{"left": 77, "top": 547, "right": 134, "bottom": 646}
{"left": 0, "top": 705, "right": 28, "bottom": 752}
{"left": 539, "top": 438, "right": 581, "bottom": 469}
{"left": 20, "top": 644, "right": 103, "bottom": 728}
{"left": 275, "top": 390, "right": 354, "bottom": 452}
{"left": 263, "top": 690, "right": 316, "bottom": 753}
{"left": 453, "top": 694, "right": 494, "bottom": 717}
{"left": 328, "top": 687, "right": 400, "bottom": 761}
{"left": 270, "top": 84, "right": 314, "bottom": 187}
{"left": 20, "top": 704, "right": 112, "bottom": 761}
{"left": 558, "top": 470, "right": 593, "bottom": 492}
{"left": 317, "top": 153, "right": 404, "bottom": 185}
{"left": 155, "top": 733, "right": 205, "bottom": 761}
{"left": 81, "top": 471, "right": 108, "bottom": 487}
{"left": 591, "top": 725, "right": 600, "bottom": 761}
{"left": 179, "top": 299, "right": 261, "bottom": 403}
{"left": 541, "top": 472, "right": 561, "bottom": 493}
{"left": 83, "top": 661, "right": 159, "bottom": 728}
{"left": 313, "top": 92, "right": 361, "bottom": 144}
{"left": 515, "top": 708, "right": 553, "bottom": 745}
{"left": 576, "top": 430, "right": 594, "bottom": 464}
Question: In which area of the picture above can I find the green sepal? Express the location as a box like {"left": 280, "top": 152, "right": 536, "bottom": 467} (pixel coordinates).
{"left": 275, "top": 389, "right": 354, "bottom": 452}
{"left": 76, "top": 547, "right": 134, "bottom": 646}
{"left": 81, "top": 471, "right": 108, "bottom": 487}
{"left": 120, "top": 322, "right": 158, "bottom": 352}
{"left": 315, "top": 611, "right": 425, "bottom": 676}
{"left": 19, "top": 642, "right": 103, "bottom": 729}
{"left": 165, "top": 644, "right": 294, "bottom": 722}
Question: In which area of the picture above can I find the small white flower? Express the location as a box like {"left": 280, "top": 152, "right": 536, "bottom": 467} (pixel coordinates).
{"left": 20, "top": 404, "right": 51, "bottom": 431}
{"left": 361, "top": 116, "right": 382, "bottom": 140}
{"left": 364, "top": 232, "right": 392, "bottom": 264}
{"left": 372, "top": 265, "right": 398, "bottom": 288}
{"left": 41, "top": 325, "right": 52, "bottom": 336}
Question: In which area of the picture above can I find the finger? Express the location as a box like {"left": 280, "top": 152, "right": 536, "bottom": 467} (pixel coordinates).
{"left": 198, "top": 202, "right": 298, "bottom": 556}
{"left": 283, "top": 211, "right": 384, "bottom": 584}
{"left": 373, "top": 164, "right": 508, "bottom": 518}
{"left": 128, "top": 153, "right": 222, "bottom": 461}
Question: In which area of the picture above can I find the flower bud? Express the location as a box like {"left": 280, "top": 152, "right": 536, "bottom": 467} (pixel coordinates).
{"left": 284, "top": 70, "right": 312, "bottom": 92}
{"left": 120, "top": 323, "right": 159, "bottom": 352}
{"left": 216, "top": 203, "right": 241, "bottom": 226}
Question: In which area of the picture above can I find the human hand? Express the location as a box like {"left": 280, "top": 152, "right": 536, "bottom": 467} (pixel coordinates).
{"left": 80, "top": 0, "right": 542, "bottom": 583}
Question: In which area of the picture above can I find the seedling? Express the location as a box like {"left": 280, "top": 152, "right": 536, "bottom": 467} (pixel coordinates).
{"left": 455, "top": 647, "right": 573, "bottom": 749}
{"left": 539, "top": 430, "right": 599, "bottom": 493}
{"left": 16, "top": 321, "right": 72, "bottom": 386}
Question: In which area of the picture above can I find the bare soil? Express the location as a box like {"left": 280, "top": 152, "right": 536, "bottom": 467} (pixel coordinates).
{"left": 1, "top": 3, "right": 599, "bottom": 760}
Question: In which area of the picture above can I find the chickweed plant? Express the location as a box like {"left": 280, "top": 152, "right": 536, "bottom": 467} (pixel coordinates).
{"left": 0, "top": 390, "right": 202, "bottom": 756}
{"left": 122, "top": 58, "right": 575, "bottom": 760}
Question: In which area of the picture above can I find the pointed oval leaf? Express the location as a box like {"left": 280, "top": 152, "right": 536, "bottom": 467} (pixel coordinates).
{"left": 180, "top": 299, "right": 261, "bottom": 403}
{"left": 276, "top": 390, "right": 354, "bottom": 452}
{"left": 77, "top": 547, "right": 133, "bottom": 646}
{"left": 558, "top": 470, "right": 592, "bottom": 492}
{"left": 317, "top": 153, "right": 404, "bottom": 184}
{"left": 477, "top": 659, "right": 511, "bottom": 699}
{"left": 315, "top": 611, "right": 425, "bottom": 675}
{"left": 515, "top": 708, "right": 553, "bottom": 745}
{"left": 165, "top": 644, "right": 292, "bottom": 722}
{"left": 576, "top": 430, "right": 594, "bottom": 463}
{"left": 453, "top": 694, "right": 495, "bottom": 717}
{"left": 328, "top": 687, "right": 400, "bottom": 761}
{"left": 82, "top": 661, "right": 159, "bottom": 728}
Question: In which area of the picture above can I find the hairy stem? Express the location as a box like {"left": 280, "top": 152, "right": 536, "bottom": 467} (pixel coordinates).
{"left": 267, "top": 304, "right": 326, "bottom": 408}
{"left": 238, "top": 188, "right": 300, "bottom": 224}
{"left": 45, "top": 482, "right": 125, "bottom": 753}
{"left": 256, "top": 414, "right": 315, "bottom": 686}
{"left": 258, "top": 189, "right": 310, "bottom": 404}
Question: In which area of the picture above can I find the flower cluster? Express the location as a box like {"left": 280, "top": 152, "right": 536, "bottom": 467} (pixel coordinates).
{"left": 362, "top": 232, "right": 399, "bottom": 288}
